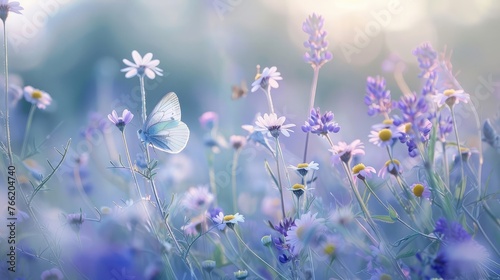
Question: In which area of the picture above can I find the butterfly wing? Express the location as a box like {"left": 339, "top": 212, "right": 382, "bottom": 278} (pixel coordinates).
{"left": 146, "top": 121, "right": 190, "bottom": 153}
{"left": 143, "top": 92, "right": 190, "bottom": 154}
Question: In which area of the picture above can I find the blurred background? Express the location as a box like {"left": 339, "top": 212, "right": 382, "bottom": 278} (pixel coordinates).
{"left": 4, "top": 0, "right": 500, "bottom": 210}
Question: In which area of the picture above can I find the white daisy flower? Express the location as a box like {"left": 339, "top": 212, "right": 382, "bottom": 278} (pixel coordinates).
{"left": 251, "top": 66, "right": 282, "bottom": 92}
{"left": 23, "top": 86, "right": 52, "bottom": 109}
{"left": 433, "top": 89, "right": 470, "bottom": 108}
{"left": 121, "top": 50, "right": 163, "bottom": 79}
{"left": 255, "top": 113, "right": 295, "bottom": 138}
{"left": 286, "top": 212, "right": 326, "bottom": 255}
{"left": 212, "top": 212, "right": 245, "bottom": 230}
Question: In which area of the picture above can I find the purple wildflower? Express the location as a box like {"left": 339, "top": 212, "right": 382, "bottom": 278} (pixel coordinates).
{"left": 302, "top": 107, "right": 340, "bottom": 136}
{"left": 438, "top": 114, "right": 453, "bottom": 142}
{"left": 330, "top": 139, "right": 365, "bottom": 164}
{"left": 412, "top": 42, "right": 438, "bottom": 78}
{"left": 302, "top": 13, "right": 332, "bottom": 68}
{"left": 432, "top": 218, "right": 489, "bottom": 279}
{"left": 0, "top": 0, "right": 23, "bottom": 22}
{"left": 365, "top": 76, "right": 393, "bottom": 117}
{"left": 108, "top": 109, "right": 134, "bottom": 132}
{"left": 199, "top": 111, "right": 218, "bottom": 130}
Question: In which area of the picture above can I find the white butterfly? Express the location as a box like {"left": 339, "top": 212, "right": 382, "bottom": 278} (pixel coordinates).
{"left": 138, "top": 92, "right": 190, "bottom": 153}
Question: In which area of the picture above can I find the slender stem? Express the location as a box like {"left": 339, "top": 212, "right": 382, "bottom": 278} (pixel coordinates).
{"left": 232, "top": 228, "right": 288, "bottom": 279}
{"left": 21, "top": 104, "right": 36, "bottom": 158}
{"left": 261, "top": 86, "right": 275, "bottom": 114}
{"left": 275, "top": 138, "right": 286, "bottom": 219}
{"left": 139, "top": 76, "right": 147, "bottom": 124}
{"left": 224, "top": 233, "right": 266, "bottom": 279}
{"left": 231, "top": 149, "right": 240, "bottom": 213}
{"left": 276, "top": 140, "right": 291, "bottom": 190}
{"left": 450, "top": 107, "right": 466, "bottom": 208}
{"left": 73, "top": 163, "right": 99, "bottom": 219}
{"left": 303, "top": 67, "right": 320, "bottom": 162}
{"left": 393, "top": 63, "right": 412, "bottom": 96}
{"left": 309, "top": 248, "right": 316, "bottom": 280}
{"left": 442, "top": 141, "right": 450, "bottom": 189}
{"left": 208, "top": 151, "right": 217, "bottom": 206}
{"left": 3, "top": 22, "right": 13, "bottom": 164}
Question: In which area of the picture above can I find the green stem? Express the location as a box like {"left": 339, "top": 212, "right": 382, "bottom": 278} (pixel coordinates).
{"left": 232, "top": 228, "right": 288, "bottom": 279}
{"left": 139, "top": 76, "right": 147, "bottom": 124}
{"left": 261, "top": 85, "right": 275, "bottom": 114}
{"left": 303, "top": 67, "right": 320, "bottom": 162}
{"left": 275, "top": 138, "right": 286, "bottom": 219}
{"left": 442, "top": 141, "right": 450, "bottom": 189}
{"left": 208, "top": 151, "right": 217, "bottom": 206}
{"left": 450, "top": 107, "right": 466, "bottom": 208}
{"left": 3, "top": 22, "right": 13, "bottom": 165}
{"left": 231, "top": 149, "right": 240, "bottom": 213}
{"left": 21, "top": 104, "right": 36, "bottom": 158}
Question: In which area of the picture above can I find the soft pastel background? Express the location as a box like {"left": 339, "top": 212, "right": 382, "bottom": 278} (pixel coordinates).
{"left": 2, "top": 0, "right": 500, "bottom": 278}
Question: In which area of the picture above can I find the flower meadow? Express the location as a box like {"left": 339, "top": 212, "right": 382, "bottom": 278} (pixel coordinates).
{"left": 2, "top": 2, "right": 500, "bottom": 280}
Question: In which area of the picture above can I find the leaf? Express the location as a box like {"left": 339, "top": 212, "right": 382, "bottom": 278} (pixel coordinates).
{"left": 388, "top": 204, "right": 399, "bottom": 220}
{"left": 396, "top": 248, "right": 417, "bottom": 259}
{"left": 372, "top": 215, "right": 395, "bottom": 223}
{"left": 264, "top": 160, "right": 279, "bottom": 188}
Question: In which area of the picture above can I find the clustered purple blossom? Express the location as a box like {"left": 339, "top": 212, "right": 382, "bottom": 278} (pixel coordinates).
{"left": 302, "top": 13, "right": 332, "bottom": 68}
{"left": 438, "top": 115, "right": 453, "bottom": 142}
{"left": 365, "top": 76, "right": 393, "bottom": 117}
{"left": 394, "top": 93, "right": 432, "bottom": 157}
{"left": 302, "top": 107, "right": 340, "bottom": 135}
{"left": 268, "top": 218, "right": 296, "bottom": 264}
{"left": 412, "top": 42, "right": 438, "bottom": 78}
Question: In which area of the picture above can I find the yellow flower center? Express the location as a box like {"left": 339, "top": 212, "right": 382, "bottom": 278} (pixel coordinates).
{"left": 296, "top": 226, "right": 305, "bottom": 240}
{"left": 443, "top": 89, "right": 455, "bottom": 96}
{"left": 460, "top": 147, "right": 470, "bottom": 153}
{"left": 380, "top": 274, "right": 392, "bottom": 280}
{"left": 378, "top": 129, "right": 392, "bottom": 142}
{"left": 382, "top": 119, "right": 394, "bottom": 125}
{"left": 404, "top": 123, "right": 412, "bottom": 133}
{"left": 324, "top": 244, "right": 336, "bottom": 256}
{"left": 384, "top": 159, "right": 400, "bottom": 166}
{"left": 413, "top": 184, "right": 425, "bottom": 197}
{"left": 297, "top": 163, "right": 309, "bottom": 169}
{"left": 352, "top": 163, "right": 366, "bottom": 174}
{"left": 223, "top": 215, "right": 235, "bottom": 222}
{"left": 31, "top": 90, "right": 43, "bottom": 99}
{"left": 292, "top": 183, "right": 305, "bottom": 190}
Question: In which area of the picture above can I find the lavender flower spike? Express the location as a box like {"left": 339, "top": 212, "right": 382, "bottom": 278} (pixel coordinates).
{"left": 365, "top": 76, "right": 393, "bottom": 117}
{"left": 303, "top": 13, "right": 332, "bottom": 68}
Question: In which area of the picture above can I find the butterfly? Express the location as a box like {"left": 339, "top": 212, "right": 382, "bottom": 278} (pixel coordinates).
{"left": 138, "top": 92, "right": 190, "bottom": 154}
{"left": 231, "top": 80, "right": 248, "bottom": 100}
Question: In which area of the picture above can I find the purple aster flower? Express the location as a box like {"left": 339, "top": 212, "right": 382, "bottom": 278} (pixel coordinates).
{"left": 302, "top": 107, "right": 340, "bottom": 136}
{"left": 251, "top": 66, "right": 282, "bottom": 93}
{"left": 302, "top": 13, "right": 333, "bottom": 68}
{"left": 108, "top": 109, "right": 134, "bottom": 132}
{"left": 369, "top": 126, "right": 402, "bottom": 148}
{"left": 67, "top": 212, "right": 85, "bottom": 233}
{"left": 182, "top": 185, "right": 214, "bottom": 214}
{"left": 378, "top": 159, "right": 402, "bottom": 178}
{"left": 352, "top": 163, "right": 376, "bottom": 181}
{"left": 199, "top": 111, "right": 218, "bottom": 130}
{"left": 412, "top": 42, "right": 438, "bottom": 78}
{"left": 40, "top": 268, "right": 63, "bottom": 280}
{"left": 365, "top": 76, "right": 393, "bottom": 117}
{"left": 0, "top": 0, "right": 23, "bottom": 22}
{"left": 229, "top": 135, "right": 247, "bottom": 150}
{"left": 121, "top": 50, "right": 163, "bottom": 79}
{"left": 330, "top": 139, "right": 365, "bottom": 164}
{"left": 411, "top": 183, "right": 431, "bottom": 199}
